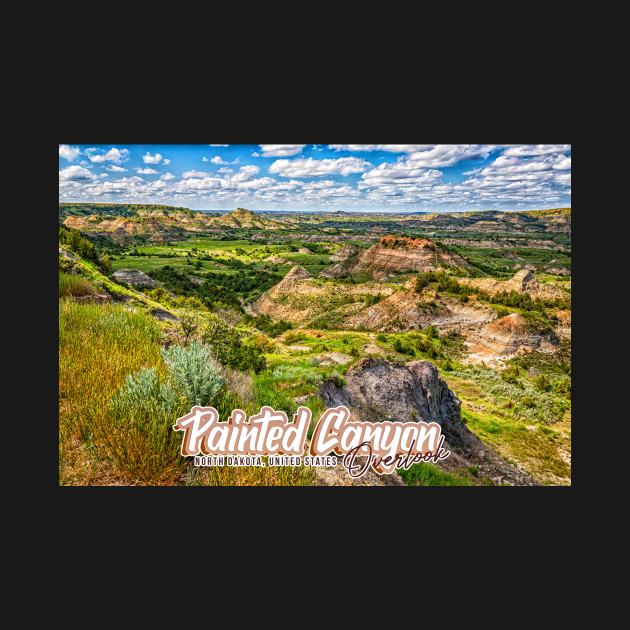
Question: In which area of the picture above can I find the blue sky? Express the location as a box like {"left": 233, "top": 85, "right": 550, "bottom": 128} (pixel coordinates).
{"left": 59, "top": 144, "right": 571, "bottom": 212}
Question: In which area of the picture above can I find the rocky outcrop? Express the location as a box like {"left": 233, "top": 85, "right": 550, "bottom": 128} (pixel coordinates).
{"left": 329, "top": 245, "right": 357, "bottom": 263}
{"left": 554, "top": 309, "right": 571, "bottom": 339}
{"left": 252, "top": 266, "right": 394, "bottom": 326}
{"left": 351, "top": 236, "right": 470, "bottom": 280}
{"left": 319, "top": 358, "right": 535, "bottom": 485}
{"left": 464, "top": 313, "right": 559, "bottom": 363}
{"left": 112, "top": 269, "right": 156, "bottom": 288}
{"left": 319, "top": 258, "right": 356, "bottom": 279}
{"left": 459, "top": 269, "right": 568, "bottom": 302}
{"left": 346, "top": 290, "right": 496, "bottom": 333}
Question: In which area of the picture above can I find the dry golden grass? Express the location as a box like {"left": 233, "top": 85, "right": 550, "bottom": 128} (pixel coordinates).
{"left": 59, "top": 300, "right": 177, "bottom": 484}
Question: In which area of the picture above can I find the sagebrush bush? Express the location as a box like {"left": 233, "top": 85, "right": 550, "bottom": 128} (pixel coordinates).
{"left": 105, "top": 342, "right": 225, "bottom": 483}
{"left": 271, "top": 365, "right": 323, "bottom": 385}
{"left": 110, "top": 368, "right": 181, "bottom": 421}
{"left": 161, "top": 341, "right": 225, "bottom": 406}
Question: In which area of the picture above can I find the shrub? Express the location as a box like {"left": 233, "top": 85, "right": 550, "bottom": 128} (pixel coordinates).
{"left": 203, "top": 314, "right": 267, "bottom": 373}
{"left": 501, "top": 364, "right": 521, "bottom": 385}
{"left": 110, "top": 368, "right": 181, "bottom": 425}
{"left": 425, "top": 325, "right": 439, "bottom": 339}
{"left": 533, "top": 374, "right": 551, "bottom": 392}
{"left": 179, "top": 311, "right": 201, "bottom": 344}
{"left": 414, "top": 272, "right": 437, "bottom": 292}
{"left": 552, "top": 377, "right": 571, "bottom": 399}
{"left": 161, "top": 341, "right": 225, "bottom": 406}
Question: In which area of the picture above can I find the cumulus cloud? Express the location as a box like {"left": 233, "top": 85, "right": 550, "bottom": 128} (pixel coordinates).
{"left": 143, "top": 152, "right": 167, "bottom": 164}
{"left": 231, "top": 165, "right": 260, "bottom": 182}
{"left": 269, "top": 157, "right": 371, "bottom": 178}
{"left": 182, "top": 170, "right": 209, "bottom": 179}
{"left": 405, "top": 145, "right": 496, "bottom": 168}
{"left": 59, "top": 145, "right": 81, "bottom": 161}
{"left": 136, "top": 167, "right": 159, "bottom": 175}
{"left": 259, "top": 144, "right": 306, "bottom": 157}
{"left": 502, "top": 144, "right": 570, "bottom": 158}
{"left": 360, "top": 163, "right": 443, "bottom": 187}
{"left": 59, "top": 165, "right": 97, "bottom": 182}
{"left": 86, "top": 147, "right": 130, "bottom": 164}
{"left": 107, "top": 165, "right": 127, "bottom": 173}
{"left": 329, "top": 144, "right": 434, "bottom": 153}
{"left": 210, "top": 155, "right": 239, "bottom": 165}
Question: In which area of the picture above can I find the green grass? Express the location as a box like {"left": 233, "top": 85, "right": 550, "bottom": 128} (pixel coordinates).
{"left": 397, "top": 462, "right": 473, "bottom": 486}
{"left": 461, "top": 408, "right": 570, "bottom": 483}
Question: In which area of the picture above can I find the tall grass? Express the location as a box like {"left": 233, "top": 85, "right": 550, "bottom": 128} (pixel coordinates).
{"left": 59, "top": 301, "right": 165, "bottom": 484}
{"left": 59, "top": 271, "right": 97, "bottom": 298}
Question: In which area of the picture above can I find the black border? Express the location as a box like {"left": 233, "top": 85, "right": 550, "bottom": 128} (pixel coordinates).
{"left": 34, "top": 93, "right": 589, "bottom": 551}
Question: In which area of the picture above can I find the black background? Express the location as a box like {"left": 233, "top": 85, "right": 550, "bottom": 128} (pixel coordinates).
{"left": 16, "top": 36, "right": 602, "bottom": 607}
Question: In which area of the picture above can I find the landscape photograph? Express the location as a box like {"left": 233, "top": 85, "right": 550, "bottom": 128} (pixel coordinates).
{"left": 58, "top": 143, "right": 572, "bottom": 486}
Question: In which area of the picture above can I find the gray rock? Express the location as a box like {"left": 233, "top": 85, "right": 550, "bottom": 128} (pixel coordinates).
{"left": 151, "top": 308, "right": 179, "bottom": 322}
{"left": 319, "top": 357, "right": 536, "bottom": 485}
{"left": 73, "top": 293, "right": 112, "bottom": 304}
{"left": 112, "top": 269, "right": 156, "bottom": 288}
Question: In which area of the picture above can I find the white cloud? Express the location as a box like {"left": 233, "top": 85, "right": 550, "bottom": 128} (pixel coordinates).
{"left": 209, "top": 144, "right": 229, "bottom": 147}
{"left": 136, "top": 167, "right": 159, "bottom": 175}
{"left": 210, "top": 155, "right": 240, "bottom": 165}
{"left": 202, "top": 156, "right": 209, "bottom": 162}
{"left": 269, "top": 157, "right": 371, "bottom": 178}
{"left": 405, "top": 145, "right": 495, "bottom": 168}
{"left": 160, "top": 172, "right": 175, "bottom": 181}
{"left": 59, "top": 165, "right": 97, "bottom": 182}
{"left": 502, "top": 145, "right": 570, "bottom": 158}
{"left": 86, "top": 147, "right": 130, "bottom": 164}
{"left": 59, "top": 145, "right": 81, "bottom": 161}
{"left": 331, "top": 144, "right": 496, "bottom": 169}
{"left": 232, "top": 165, "right": 260, "bottom": 182}
{"left": 107, "top": 165, "right": 127, "bottom": 173}
{"left": 360, "top": 162, "right": 443, "bottom": 187}
{"left": 143, "top": 152, "right": 165, "bottom": 164}
{"left": 259, "top": 144, "right": 306, "bottom": 157}
{"left": 330, "top": 144, "right": 434, "bottom": 153}
{"left": 182, "top": 170, "right": 209, "bottom": 179}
